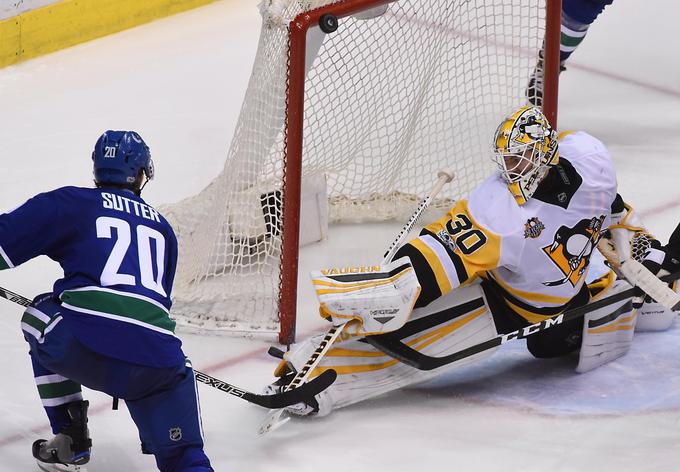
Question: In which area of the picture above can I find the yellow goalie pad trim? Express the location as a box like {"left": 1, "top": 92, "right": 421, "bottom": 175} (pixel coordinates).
{"left": 311, "top": 306, "right": 487, "bottom": 377}
{"left": 313, "top": 267, "right": 414, "bottom": 295}
{"left": 587, "top": 313, "right": 636, "bottom": 334}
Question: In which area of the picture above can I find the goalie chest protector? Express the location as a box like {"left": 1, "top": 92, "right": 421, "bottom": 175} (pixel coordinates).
{"left": 466, "top": 131, "right": 617, "bottom": 317}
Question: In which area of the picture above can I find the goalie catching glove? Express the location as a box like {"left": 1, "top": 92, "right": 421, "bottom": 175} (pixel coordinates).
{"left": 310, "top": 257, "right": 421, "bottom": 336}
{"left": 632, "top": 236, "right": 679, "bottom": 306}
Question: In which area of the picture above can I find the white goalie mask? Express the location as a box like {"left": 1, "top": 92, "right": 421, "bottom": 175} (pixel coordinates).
{"left": 492, "top": 106, "right": 559, "bottom": 205}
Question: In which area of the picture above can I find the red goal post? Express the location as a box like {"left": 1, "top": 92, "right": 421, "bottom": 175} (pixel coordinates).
{"left": 164, "top": 0, "right": 562, "bottom": 345}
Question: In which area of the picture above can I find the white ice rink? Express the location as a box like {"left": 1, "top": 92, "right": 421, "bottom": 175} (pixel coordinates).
{"left": 1, "top": 1, "right": 680, "bottom": 470}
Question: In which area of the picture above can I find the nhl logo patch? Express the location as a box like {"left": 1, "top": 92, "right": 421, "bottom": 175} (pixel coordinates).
{"left": 169, "top": 427, "right": 183, "bottom": 442}
{"left": 524, "top": 217, "right": 545, "bottom": 239}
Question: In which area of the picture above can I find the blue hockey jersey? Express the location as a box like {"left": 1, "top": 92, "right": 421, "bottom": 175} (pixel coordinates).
{"left": 0, "top": 186, "right": 184, "bottom": 367}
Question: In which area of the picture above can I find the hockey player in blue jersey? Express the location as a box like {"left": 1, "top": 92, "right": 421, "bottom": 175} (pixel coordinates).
{"left": 0, "top": 131, "right": 213, "bottom": 471}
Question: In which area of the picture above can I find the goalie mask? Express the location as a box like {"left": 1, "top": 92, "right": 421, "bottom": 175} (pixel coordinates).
{"left": 492, "top": 106, "right": 558, "bottom": 205}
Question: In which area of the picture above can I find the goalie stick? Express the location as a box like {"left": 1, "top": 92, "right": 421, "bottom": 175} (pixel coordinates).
{"left": 258, "top": 168, "right": 455, "bottom": 435}
{"left": 597, "top": 235, "right": 680, "bottom": 312}
{"left": 0, "top": 285, "right": 337, "bottom": 409}
{"left": 364, "top": 270, "right": 680, "bottom": 371}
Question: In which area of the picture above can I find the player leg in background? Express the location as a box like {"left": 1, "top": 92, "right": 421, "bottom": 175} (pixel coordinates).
{"left": 527, "top": 0, "right": 615, "bottom": 106}
{"left": 21, "top": 294, "right": 213, "bottom": 472}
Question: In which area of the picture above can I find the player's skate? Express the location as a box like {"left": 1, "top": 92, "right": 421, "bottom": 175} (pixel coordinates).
{"left": 32, "top": 400, "right": 92, "bottom": 472}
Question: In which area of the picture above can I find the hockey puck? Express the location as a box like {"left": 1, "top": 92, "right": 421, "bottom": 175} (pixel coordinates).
{"left": 319, "top": 14, "right": 338, "bottom": 34}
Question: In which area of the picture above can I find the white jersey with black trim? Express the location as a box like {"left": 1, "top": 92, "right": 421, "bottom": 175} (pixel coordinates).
{"left": 412, "top": 131, "right": 617, "bottom": 322}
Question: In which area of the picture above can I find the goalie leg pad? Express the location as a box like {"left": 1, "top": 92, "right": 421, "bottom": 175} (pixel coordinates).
{"left": 279, "top": 283, "right": 498, "bottom": 415}
{"left": 311, "top": 256, "right": 421, "bottom": 336}
{"left": 576, "top": 278, "right": 637, "bottom": 373}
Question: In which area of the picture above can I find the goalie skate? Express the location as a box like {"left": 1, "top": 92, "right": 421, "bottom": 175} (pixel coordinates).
{"left": 36, "top": 461, "right": 86, "bottom": 472}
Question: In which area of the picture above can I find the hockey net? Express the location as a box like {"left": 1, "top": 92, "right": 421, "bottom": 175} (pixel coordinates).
{"left": 161, "top": 0, "right": 560, "bottom": 343}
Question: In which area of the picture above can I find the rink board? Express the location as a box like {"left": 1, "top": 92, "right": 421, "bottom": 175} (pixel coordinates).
{"left": 0, "top": 0, "right": 216, "bottom": 68}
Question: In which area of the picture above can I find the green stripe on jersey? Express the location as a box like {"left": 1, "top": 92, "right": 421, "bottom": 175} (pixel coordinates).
{"left": 21, "top": 311, "right": 47, "bottom": 333}
{"left": 561, "top": 32, "right": 587, "bottom": 48}
{"left": 61, "top": 289, "right": 176, "bottom": 333}
{"left": 37, "top": 380, "right": 82, "bottom": 400}
{"left": 0, "top": 253, "right": 10, "bottom": 270}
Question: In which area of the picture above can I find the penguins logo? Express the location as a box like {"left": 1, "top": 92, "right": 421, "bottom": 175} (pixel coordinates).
{"left": 542, "top": 216, "right": 605, "bottom": 287}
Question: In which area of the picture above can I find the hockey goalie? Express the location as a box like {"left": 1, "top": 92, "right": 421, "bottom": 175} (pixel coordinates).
{"left": 265, "top": 106, "right": 680, "bottom": 417}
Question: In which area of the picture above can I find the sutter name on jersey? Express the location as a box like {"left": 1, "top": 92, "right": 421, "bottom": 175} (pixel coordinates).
{"left": 101, "top": 192, "right": 160, "bottom": 223}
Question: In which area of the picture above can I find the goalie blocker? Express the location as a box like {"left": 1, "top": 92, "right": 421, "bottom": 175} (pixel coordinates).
{"left": 311, "top": 257, "right": 421, "bottom": 336}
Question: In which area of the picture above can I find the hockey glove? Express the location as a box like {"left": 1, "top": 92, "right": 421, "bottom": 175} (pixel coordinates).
{"left": 633, "top": 238, "right": 678, "bottom": 309}
{"left": 311, "top": 257, "right": 421, "bottom": 336}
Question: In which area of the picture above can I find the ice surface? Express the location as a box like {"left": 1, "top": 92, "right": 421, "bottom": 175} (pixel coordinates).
{"left": 0, "top": 1, "right": 679, "bottom": 470}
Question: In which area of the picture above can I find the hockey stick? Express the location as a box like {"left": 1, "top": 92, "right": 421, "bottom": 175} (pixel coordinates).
{"left": 257, "top": 321, "right": 351, "bottom": 434}
{"left": 258, "top": 168, "right": 455, "bottom": 434}
{"left": 194, "top": 369, "right": 336, "bottom": 409}
{"left": 0, "top": 285, "right": 337, "bottom": 409}
{"left": 381, "top": 169, "right": 456, "bottom": 262}
{"left": 363, "top": 270, "right": 680, "bottom": 370}
{"left": 597, "top": 237, "right": 680, "bottom": 312}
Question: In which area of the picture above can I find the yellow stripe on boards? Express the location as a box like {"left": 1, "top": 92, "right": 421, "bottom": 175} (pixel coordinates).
{"left": 0, "top": 0, "right": 216, "bottom": 68}
{"left": 0, "top": 17, "right": 21, "bottom": 67}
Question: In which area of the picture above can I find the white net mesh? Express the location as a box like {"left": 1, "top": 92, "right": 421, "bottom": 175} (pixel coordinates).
{"left": 162, "top": 0, "right": 548, "bottom": 335}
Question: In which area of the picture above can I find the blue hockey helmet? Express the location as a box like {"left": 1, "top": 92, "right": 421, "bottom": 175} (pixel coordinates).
{"left": 92, "top": 130, "right": 154, "bottom": 187}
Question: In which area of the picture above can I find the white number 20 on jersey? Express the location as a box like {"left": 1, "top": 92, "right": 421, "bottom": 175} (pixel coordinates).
{"left": 96, "top": 216, "right": 167, "bottom": 297}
